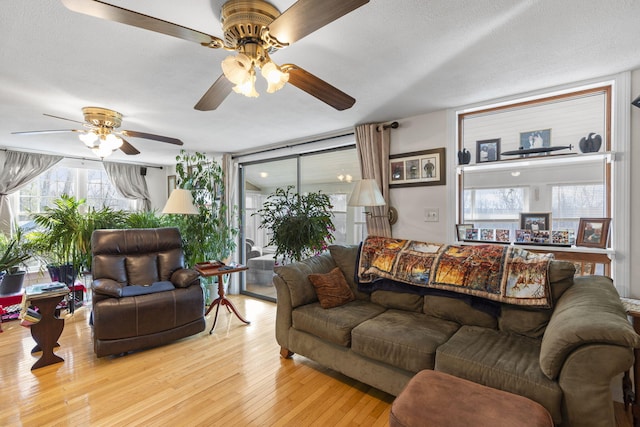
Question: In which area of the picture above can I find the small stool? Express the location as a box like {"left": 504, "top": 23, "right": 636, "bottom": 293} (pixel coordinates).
{"left": 390, "top": 370, "right": 554, "bottom": 427}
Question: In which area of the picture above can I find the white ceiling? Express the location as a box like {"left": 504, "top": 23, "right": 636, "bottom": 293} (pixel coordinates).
{"left": 2, "top": 0, "right": 640, "bottom": 166}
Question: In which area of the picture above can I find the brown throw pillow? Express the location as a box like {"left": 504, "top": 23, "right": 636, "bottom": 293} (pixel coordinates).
{"left": 308, "top": 267, "right": 356, "bottom": 309}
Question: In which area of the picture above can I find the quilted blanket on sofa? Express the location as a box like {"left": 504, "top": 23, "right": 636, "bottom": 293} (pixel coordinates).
{"left": 357, "top": 236, "right": 554, "bottom": 307}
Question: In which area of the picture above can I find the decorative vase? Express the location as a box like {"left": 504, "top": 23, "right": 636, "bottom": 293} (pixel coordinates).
{"left": 578, "top": 133, "right": 602, "bottom": 153}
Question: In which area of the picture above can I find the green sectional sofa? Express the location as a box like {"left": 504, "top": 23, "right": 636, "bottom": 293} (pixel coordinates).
{"left": 273, "top": 244, "right": 640, "bottom": 427}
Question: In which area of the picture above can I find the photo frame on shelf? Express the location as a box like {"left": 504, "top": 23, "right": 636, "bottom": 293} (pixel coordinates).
{"left": 519, "top": 129, "right": 551, "bottom": 149}
{"left": 476, "top": 138, "right": 500, "bottom": 163}
{"left": 465, "top": 228, "right": 479, "bottom": 241}
{"left": 495, "top": 229, "right": 511, "bottom": 243}
{"left": 576, "top": 218, "right": 611, "bottom": 248}
{"left": 167, "top": 175, "right": 176, "bottom": 197}
{"left": 389, "top": 148, "right": 446, "bottom": 187}
{"left": 519, "top": 212, "right": 551, "bottom": 231}
{"left": 456, "top": 224, "right": 474, "bottom": 241}
{"left": 479, "top": 228, "right": 495, "bottom": 241}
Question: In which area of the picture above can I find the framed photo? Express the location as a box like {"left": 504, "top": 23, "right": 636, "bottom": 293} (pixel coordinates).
{"left": 495, "top": 229, "right": 511, "bottom": 243}
{"left": 465, "top": 228, "right": 479, "bottom": 241}
{"left": 519, "top": 212, "right": 551, "bottom": 231}
{"left": 515, "top": 229, "right": 532, "bottom": 243}
{"left": 456, "top": 224, "right": 474, "bottom": 241}
{"left": 389, "top": 148, "right": 446, "bottom": 187}
{"left": 476, "top": 138, "right": 500, "bottom": 163}
{"left": 576, "top": 218, "right": 611, "bottom": 248}
{"left": 519, "top": 129, "right": 551, "bottom": 149}
{"left": 167, "top": 175, "right": 176, "bottom": 197}
{"left": 480, "top": 228, "right": 495, "bottom": 241}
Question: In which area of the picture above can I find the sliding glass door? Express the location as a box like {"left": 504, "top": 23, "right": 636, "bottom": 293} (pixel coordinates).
{"left": 239, "top": 146, "right": 363, "bottom": 301}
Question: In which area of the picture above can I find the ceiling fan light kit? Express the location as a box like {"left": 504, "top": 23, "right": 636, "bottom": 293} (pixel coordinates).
{"left": 12, "top": 105, "right": 183, "bottom": 158}
{"left": 60, "top": 0, "right": 368, "bottom": 110}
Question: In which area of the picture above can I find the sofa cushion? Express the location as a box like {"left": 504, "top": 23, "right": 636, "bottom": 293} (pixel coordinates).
{"left": 292, "top": 300, "right": 386, "bottom": 347}
{"left": 308, "top": 267, "right": 355, "bottom": 309}
{"left": 371, "top": 290, "right": 423, "bottom": 313}
{"left": 352, "top": 309, "right": 459, "bottom": 373}
{"left": 329, "top": 244, "right": 369, "bottom": 300}
{"left": 435, "top": 325, "right": 562, "bottom": 424}
{"left": 423, "top": 295, "right": 497, "bottom": 329}
{"left": 498, "top": 260, "right": 576, "bottom": 338}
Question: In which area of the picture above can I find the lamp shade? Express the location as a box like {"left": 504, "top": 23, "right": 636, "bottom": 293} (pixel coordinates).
{"left": 163, "top": 189, "right": 199, "bottom": 215}
{"left": 348, "top": 179, "right": 386, "bottom": 207}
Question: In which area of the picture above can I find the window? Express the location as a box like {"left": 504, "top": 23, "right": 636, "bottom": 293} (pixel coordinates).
{"left": 17, "top": 161, "right": 134, "bottom": 224}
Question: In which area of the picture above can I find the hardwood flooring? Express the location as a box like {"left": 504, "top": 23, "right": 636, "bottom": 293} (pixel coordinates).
{"left": 0, "top": 295, "right": 633, "bottom": 426}
{"left": 0, "top": 296, "right": 392, "bottom": 426}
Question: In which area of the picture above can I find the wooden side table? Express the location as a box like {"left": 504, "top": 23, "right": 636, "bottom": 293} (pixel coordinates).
{"left": 25, "top": 285, "right": 69, "bottom": 370}
{"left": 195, "top": 264, "right": 250, "bottom": 334}
{"left": 620, "top": 297, "right": 640, "bottom": 426}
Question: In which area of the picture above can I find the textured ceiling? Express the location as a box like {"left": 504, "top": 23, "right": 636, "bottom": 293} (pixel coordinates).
{"left": 2, "top": 0, "right": 640, "bottom": 166}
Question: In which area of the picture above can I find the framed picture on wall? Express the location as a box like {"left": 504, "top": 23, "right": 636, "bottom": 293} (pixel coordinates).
{"left": 476, "top": 138, "right": 500, "bottom": 163}
{"left": 167, "top": 175, "right": 176, "bottom": 197}
{"left": 576, "top": 218, "right": 611, "bottom": 248}
{"left": 389, "top": 148, "right": 446, "bottom": 188}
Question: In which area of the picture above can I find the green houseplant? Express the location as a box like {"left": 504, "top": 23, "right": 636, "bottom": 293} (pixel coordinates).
{"left": 0, "top": 227, "right": 33, "bottom": 295}
{"left": 30, "top": 195, "right": 127, "bottom": 283}
{"left": 168, "top": 150, "right": 238, "bottom": 267}
{"left": 255, "top": 186, "right": 335, "bottom": 264}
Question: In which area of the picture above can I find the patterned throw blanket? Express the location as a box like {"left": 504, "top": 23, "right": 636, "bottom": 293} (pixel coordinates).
{"left": 357, "top": 236, "right": 554, "bottom": 308}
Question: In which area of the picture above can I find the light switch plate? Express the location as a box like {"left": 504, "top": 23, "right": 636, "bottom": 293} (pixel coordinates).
{"left": 424, "top": 208, "right": 439, "bottom": 222}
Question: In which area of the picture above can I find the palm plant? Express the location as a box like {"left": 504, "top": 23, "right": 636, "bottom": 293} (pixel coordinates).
{"left": 30, "top": 195, "right": 127, "bottom": 280}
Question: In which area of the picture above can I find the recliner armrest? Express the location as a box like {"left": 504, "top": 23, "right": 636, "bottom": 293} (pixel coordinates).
{"left": 93, "top": 278, "right": 125, "bottom": 297}
{"left": 171, "top": 268, "right": 201, "bottom": 288}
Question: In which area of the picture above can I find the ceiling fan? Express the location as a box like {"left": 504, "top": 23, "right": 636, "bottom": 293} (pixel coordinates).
{"left": 12, "top": 106, "right": 183, "bottom": 158}
{"left": 60, "top": 0, "right": 369, "bottom": 111}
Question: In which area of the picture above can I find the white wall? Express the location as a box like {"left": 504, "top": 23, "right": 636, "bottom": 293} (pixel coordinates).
{"left": 145, "top": 166, "right": 169, "bottom": 212}
{"left": 630, "top": 69, "right": 640, "bottom": 298}
{"left": 389, "top": 110, "right": 450, "bottom": 243}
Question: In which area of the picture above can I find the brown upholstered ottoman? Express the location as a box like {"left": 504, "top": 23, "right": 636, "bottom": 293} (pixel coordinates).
{"left": 390, "top": 370, "right": 554, "bottom": 427}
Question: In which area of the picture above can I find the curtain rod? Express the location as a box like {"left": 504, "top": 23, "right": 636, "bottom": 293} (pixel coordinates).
{"left": 0, "top": 148, "right": 163, "bottom": 169}
{"left": 377, "top": 121, "right": 399, "bottom": 131}
{"left": 231, "top": 131, "right": 355, "bottom": 159}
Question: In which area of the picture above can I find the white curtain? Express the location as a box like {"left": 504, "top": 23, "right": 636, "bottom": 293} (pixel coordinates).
{"left": 355, "top": 123, "right": 392, "bottom": 237}
{"left": 0, "top": 151, "right": 63, "bottom": 235}
{"left": 103, "top": 162, "right": 151, "bottom": 211}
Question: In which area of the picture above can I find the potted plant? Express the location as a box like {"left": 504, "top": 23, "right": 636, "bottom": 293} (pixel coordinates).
{"left": 0, "top": 228, "right": 32, "bottom": 295}
{"left": 255, "top": 185, "right": 335, "bottom": 264}
{"left": 30, "top": 195, "right": 127, "bottom": 284}
{"left": 168, "top": 150, "right": 238, "bottom": 267}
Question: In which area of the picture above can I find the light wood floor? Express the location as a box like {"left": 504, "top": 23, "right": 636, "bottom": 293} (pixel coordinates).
{"left": 0, "top": 296, "right": 393, "bottom": 426}
{"left": 1, "top": 295, "right": 634, "bottom": 426}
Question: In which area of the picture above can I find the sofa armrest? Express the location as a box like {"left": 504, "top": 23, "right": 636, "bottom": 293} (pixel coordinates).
{"left": 93, "top": 278, "right": 125, "bottom": 298}
{"left": 171, "top": 268, "right": 201, "bottom": 288}
{"left": 540, "top": 275, "right": 640, "bottom": 380}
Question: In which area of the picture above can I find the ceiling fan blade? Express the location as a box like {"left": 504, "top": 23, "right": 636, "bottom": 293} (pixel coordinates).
{"left": 268, "top": 0, "right": 369, "bottom": 45}
{"left": 120, "top": 130, "right": 183, "bottom": 146}
{"left": 43, "top": 113, "right": 86, "bottom": 125}
{"left": 11, "top": 129, "right": 79, "bottom": 135}
{"left": 194, "top": 75, "right": 234, "bottom": 111}
{"left": 284, "top": 65, "right": 355, "bottom": 111}
{"left": 61, "top": 0, "right": 225, "bottom": 47}
{"left": 119, "top": 138, "right": 141, "bottom": 155}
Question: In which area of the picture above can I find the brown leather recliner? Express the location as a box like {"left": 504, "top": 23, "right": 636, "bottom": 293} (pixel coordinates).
{"left": 91, "top": 227, "right": 205, "bottom": 357}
